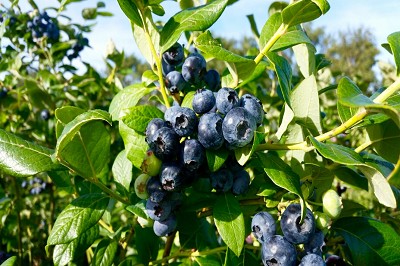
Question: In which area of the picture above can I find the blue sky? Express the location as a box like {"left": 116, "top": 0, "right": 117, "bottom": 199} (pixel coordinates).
{"left": 13, "top": 0, "right": 400, "bottom": 72}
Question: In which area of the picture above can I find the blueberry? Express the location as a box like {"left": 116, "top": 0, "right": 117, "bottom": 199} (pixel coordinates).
{"left": 180, "top": 139, "right": 205, "bottom": 172}
{"left": 153, "top": 214, "right": 177, "bottom": 236}
{"left": 231, "top": 169, "right": 250, "bottom": 195}
{"left": 215, "top": 87, "right": 239, "bottom": 115}
{"left": 146, "top": 176, "right": 168, "bottom": 203}
{"left": 162, "top": 43, "right": 184, "bottom": 66}
{"left": 181, "top": 53, "right": 206, "bottom": 84}
{"left": 325, "top": 255, "right": 345, "bottom": 266}
{"left": 162, "top": 57, "right": 175, "bottom": 76}
{"left": 197, "top": 113, "right": 224, "bottom": 150}
{"left": 145, "top": 198, "right": 172, "bottom": 221}
{"left": 0, "top": 87, "right": 8, "bottom": 98}
{"left": 40, "top": 109, "right": 50, "bottom": 120}
{"left": 145, "top": 118, "right": 167, "bottom": 143}
{"left": 160, "top": 162, "right": 184, "bottom": 191}
{"left": 261, "top": 235, "right": 297, "bottom": 266}
{"left": 300, "top": 254, "right": 326, "bottom": 266}
{"left": 280, "top": 203, "right": 316, "bottom": 244}
{"left": 192, "top": 88, "right": 216, "bottom": 114}
{"left": 148, "top": 127, "right": 180, "bottom": 160}
{"left": 222, "top": 107, "right": 256, "bottom": 149}
{"left": 165, "top": 71, "right": 186, "bottom": 94}
{"left": 204, "top": 69, "right": 221, "bottom": 91}
{"left": 164, "top": 105, "right": 179, "bottom": 126}
{"left": 251, "top": 211, "right": 276, "bottom": 243}
{"left": 164, "top": 106, "right": 197, "bottom": 137}
{"left": 210, "top": 168, "right": 233, "bottom": 193}
{"left": 305, "top": 230, "right": 325, "bottom": 256}
{"left": 239, "top": 94, "right": 264, "bottom": 125}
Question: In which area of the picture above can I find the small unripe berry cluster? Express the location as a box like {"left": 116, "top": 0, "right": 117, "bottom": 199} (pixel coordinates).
{"left": 28, "top": 12, "right": 59, "bottom": 42}
{"left": 132, "top": 43, "right": 266, "bottom": 237}
{"left": 252, "top": 204, "right": 326, "bottom": 266}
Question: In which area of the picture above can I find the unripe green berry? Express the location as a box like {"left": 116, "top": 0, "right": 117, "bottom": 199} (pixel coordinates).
{"left": 134, "top": 173, "right": 151, "bottom": 199}
{"left": 314, "top": 211, "right": 331, "bottom": 231}
{"left": 141, "top": 150, "right": 162, "bottom": 176}
{"left": 322, "top": 189, "right": 343, "bottom": 219}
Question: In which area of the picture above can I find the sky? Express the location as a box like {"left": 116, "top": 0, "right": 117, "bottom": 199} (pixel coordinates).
{"left": 9, "top": 0, "right": 400, "bottom": 72}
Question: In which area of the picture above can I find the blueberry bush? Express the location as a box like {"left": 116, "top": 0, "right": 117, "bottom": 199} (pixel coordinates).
{"left": 1, "top": 0, "right": 400, "bottom": 265}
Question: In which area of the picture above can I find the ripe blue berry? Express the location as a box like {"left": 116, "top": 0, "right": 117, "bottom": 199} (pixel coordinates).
{"left": 145, "top": 198, "right": 172, "bottom": 221}
{"left": 153, "top": 214, "right": 177, "bottom": 237}
{"left": 180, "top": 139, "right": 205, "bottom": 172}
{"left": 145, "top": 118, "right": 167, "bottom": 144}
{"left": 0, "top": 88, "right": 8, "bottom": 99}
{"left": 160, "top": 162, "right": 184, "bottom": 192}
{"left": 146, "top": 176, "right": 168, "bottom": 203}
{"left": 162, "top": 57, "right": 175, "bottom": 76}
{"left": 261, "top": 235, "right": 297, "bottom": 266}
{"left": 305, "top": 230, "right": 325, "bottom": 256}
{"left": 204, "top": 69, "right": 221, "bottom": 91}
{"left": 251, "top": 211, "right": 276, "bottom": 243}
{"left": 164, "top": 106, "right": 197, "bottom": 137}
{"left": 215, "top": 87, "right": 239, "bottom": 115}
{"left": 239, "top": 94, "right": 264, "bottom": 125}
{"left": 192, "top": 88, "right": 216, "bottom": 114}
{"left": 162, "top": 43, "right": 184, "bottom": 66}
{"left": 197, "top": 113, "right": 224, "bottom": 150}
{"left": 165, "top": 71, "right": 186, "bottom": 94}
{"left": 210, "top": 168, "right": 233, "bottom": 193}
{"left": 280, "top": 203, "right": 316, "bottom": 244}
{"left": 299, "top": 254, "right": 326, "bottom": 266}
{"left": 222, "top": 107, "right": 256, "bottom": 149}
{"left": 231, "top": 169, "right": 250, "bottom": 195}
{"left": 181, "top": 53, "right": 206, "bottom": 84}
{"left": 148, "top": 127, "right": 180, "bottom": 160}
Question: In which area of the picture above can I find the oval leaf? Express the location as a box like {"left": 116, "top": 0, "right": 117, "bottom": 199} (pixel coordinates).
{"left": 281, "top": 0, "right": 330, "bottom": 27}
{"left": 160, "top": 0, "right": 229, "bottom": 51}
{"left": 0, "top": 129, "right": 63, "bottom": 178}
{"left": 332, "top": 217, "right": 400, "bottom": 265}
{"left": 92, "top": 239, "right": 118, "bottom": 266}
{"left": 121, "top": 105, "right": 164, "bottom": 134}
{"left": 213, "top": 193, "right": 245, "bottom": 257}
{"left": 47, "top": 193, "right": 109, "bottom": 245}
{"left": 112, "top": 150, "right": 133, "bottom": 192}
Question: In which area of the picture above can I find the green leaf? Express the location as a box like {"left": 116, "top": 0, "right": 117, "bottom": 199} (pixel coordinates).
{"left": 55, "top": 110, "right": 112, "bottom": 178}
{"left": 195, "top": 31, "right": 256, "bottom": 81}
{"left": 134, "top": 225, "right": 160, "bottom": 264}
{"left": 334, "top": 167, "right": 368, "bottom": 191}
{"left": 281, "top": 0, "right": 330, "bottom": 27}
{"left": 273, "top": 30, "right": 314, "bottom": 52}
{"left": 213, "top": 193, "right": 245, "bottom": 257}
{"left": 112, "top": 150, "right": 133, "bottom": 192}
{"left": 47, "top": 193, "right": 109, "bottom": 245}
{"left": 109, "top": 84, "right": 154, "bottom": 121}
{"left": 119, "top": 121, "right": 148, "bottom": 170}
{"left": 338, "top": 77, "right": 400, "bottom": 127}
{"left": 267, "top": 52, "right": 292, "bottom": 108}
{"left": 126, "top": 201, "right": 147, "bottom": 219}
{"left": 116, "top": 0, "right": 142, "bottom": 27}
{"left": 52, "top": 225, "right": 99, "bottom": 266}
{"left": 55, "top": 106, "right": 85, "bottom": 139}
{"left": 0, "top": 129, "right": 63, "bottom": 178}
{"left": 256, "top": 152, "right": 305, "bottom": 214}
{"left": 160, "top": 0, "right": 229, "bottom": 52}
{"left": 388, "top": 157, "right": 400, "bottom": 186}
{"left": 293, "top": 43, "right": 316, "bottom": 77}
{"left": 358, "top": 165, "right": 397, "bottom": 209}
{"left": 235, "top": 131, "right": 265, "bottom": 166}
{"left": 387, "top": 31, "right": 400, "bottom": 75}
{"left": 121, "top": 105, "right": 164, "bottom": 134}
{"left": 309, "top": 136, "right": 364, "bottom": 166}
{"left": 246, "top": 14, "right": 260, "bottom": 39}
{"left": 366, "top": 120, "right": 400, "bottom": 164}
{"left": 0, "top": 256, "right": 17, "bottom": 266}
{"left": 206, "top": 148, "right": 229, "bottom": 172}
{"left": 132, "top": 13, "right": 160, "bottom": 66}
{"left": 291, "top": 74, "right": 322, "bottom": 134}
{"left": 332, "top": 217, "right": 400, "bottom": 265}
{"left": 259, "top": 12, "right": 281, "bottom": 50}
{"left": 25, "top": 79, "right": 54, "bottom": 110}
{"left": 92, "top": 239, "right": 118, "bottom": 266}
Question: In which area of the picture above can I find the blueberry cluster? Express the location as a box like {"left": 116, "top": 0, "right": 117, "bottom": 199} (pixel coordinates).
{"left": 133, "top": 44, "right": 265, "bottom": 237}
{"left": 67, "top": 34, "right": 89, "bottom": 60}
{"left": 27, "top": 12, "right": 59, "bottom": 42}
{"left": 22, "top": 177, "right": 48, "bottom": 195}
{"left": 252, "top": 204, "right": 326, "bottom": 266}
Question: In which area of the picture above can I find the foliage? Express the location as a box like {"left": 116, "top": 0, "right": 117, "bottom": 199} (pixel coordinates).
{"left": 1, "top": 0, "right": 400, "bottom": 265}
